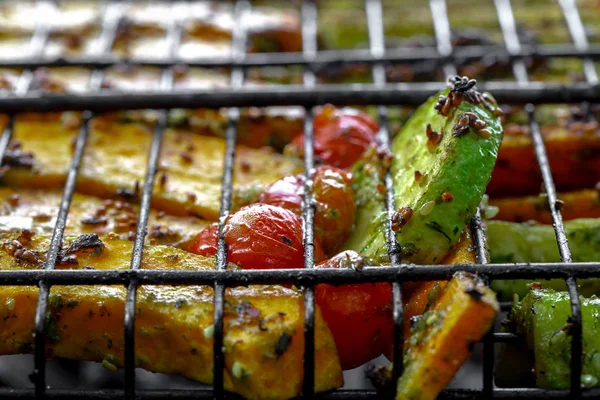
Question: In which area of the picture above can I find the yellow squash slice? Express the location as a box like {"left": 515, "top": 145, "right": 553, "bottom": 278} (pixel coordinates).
{"left": 2, "top": 119, "right": 302, "bottom": 220}
{"left": 0, "top": 188, "right": 208, "bottom": 248}
{"left": 0, "top": 232, "right": 342, "bottom": 400}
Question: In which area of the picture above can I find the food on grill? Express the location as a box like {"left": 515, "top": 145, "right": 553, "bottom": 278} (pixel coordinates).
{"left": 489, "top": 189, "right": 600, "bottom": 223}
{"left": 401, "top": 226, "right": 476, "bottom": 339}
{"left": 0, "top": 188, "right": 208, "bottom": 248}
{"left": 397, "top": 272, "right": 499, "bottom": 400}
{"left": 285, "top": 105, "right": 379, "bottom": 169}
{"left": 508, "top": 287, "right": 600, "bottom": 389}
{"left": 0, "top": 232, "right": 343, "bottom": 399}
{"left": 2, "top": 117, "right": 301, "bottom": 220}
{"left": 315, "top": 250, "right": 392, "bottom": 370}
{"left": 488, "top": 219, "right": 600, "bottom": 299}
{"left": 488, "top": 219, "right": 600, "bottom": 265}
{"left": 259, "top": 165, "right": 356, "bottom": 255}
{"left": 488, "top": 110, "right": 600, "bottom": 196}
{"left": 189, "top": 203, "right": 326, "bottom": 270}
{"left": 345, "top": 78, "right": 503, "bottom": 264}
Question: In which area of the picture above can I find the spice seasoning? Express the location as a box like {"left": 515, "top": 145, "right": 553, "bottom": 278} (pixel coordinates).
{"left": 391, "top": 207, "right": 413, "bottom": 232}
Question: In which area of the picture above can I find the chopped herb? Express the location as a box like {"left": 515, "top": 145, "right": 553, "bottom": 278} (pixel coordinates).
{"left": 281, "top": 235, "right": 293, "bottom": 246}
{"left": 102, "top": 357, "right": 118, "bottom": 372}
{"left": 425, "top": 221, "right": 452, "bottom": 242}
{"left": 44, "top": 311, "right": 61, "bottom": 342}
{"left": 275, "top": 332, "right": 293, "bottom": 358}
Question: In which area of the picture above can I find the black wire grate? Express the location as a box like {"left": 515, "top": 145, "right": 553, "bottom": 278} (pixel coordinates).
{"left": 0, "top": 0, "right": 598, "bottom": 399}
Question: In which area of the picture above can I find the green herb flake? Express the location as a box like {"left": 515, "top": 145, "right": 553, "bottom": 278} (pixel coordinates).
{"left": 275, "top": 332, "right": 293, "bottom": 358}
{"left": 425, "top": 221, "right": 452, "bottom": 242}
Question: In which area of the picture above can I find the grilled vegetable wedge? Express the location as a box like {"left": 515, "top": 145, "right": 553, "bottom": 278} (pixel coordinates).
{"left": 490, "top": 189, "right": 600, "bottom": 223}
{"left": 1, "top": 119, "right": 302, "bottom": 220}
{"left": 0, "top": 232, "right": 342, "bottom": 399}
{"left": 345, "top": 77, "right": 503, "bottom": 264}
{"left": 397, "top": 272, "right": 499, "bottom": 400}
{"left": 402, "top": 226, "right": 477, "bottom": 339}
{"left": 0, "top": 188, "right": 208, "bottom": 248}
{"left": 488, "top": 123, "right": 600, "bottom": 196}
{"left": 488, "top": 219, "right": 600, "bottom": 298}
{"left": 509, "top": 287, "right": 600, "bottom": 389}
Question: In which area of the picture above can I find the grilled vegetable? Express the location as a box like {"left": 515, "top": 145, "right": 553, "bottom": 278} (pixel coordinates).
{"left": 286, "top": 105, "right": 379, "bottom": 169}
{"left": 315, "top": 250, "right": 393, "bottom": 370}
{"left": 0, "top": 188, "right": 208, "bottom": 248}
{"left": 489, "top": 189, "right": 600, "bottom": 224}
{"left": 259, "top": 165, "right": 356, "bottom": 255}
{"left": 345, "top": 77, "right": 503, "bottom": 264}
{"left": 383, "top": 225, "right": 477, "bottom": 361}
{"left": 401, "top": 226, "right": 477, "bottom": 339}
{"left": 488, "top": 219, "right": 600, "bottom": 299}
{"left": 509, "top": 287, "right": 600, "bottom": 389}
{"left": 1, "top": 119, "right": 302, "bottom": 220}
{"left": 397, "top": 272, "right": 499, "bottom": 400}
{"left": 189, "top": 204, "right": 326, "bottom": 269}
{"left": 0, "top": 232, "right": 342, "bottom": 399}
{"left": 488, "top": 121, "right": 600, "bottom": 197}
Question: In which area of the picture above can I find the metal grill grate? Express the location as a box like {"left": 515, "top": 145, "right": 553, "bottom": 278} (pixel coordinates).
{"left": 0, "top": 0, "right": 599, "bottom": 398}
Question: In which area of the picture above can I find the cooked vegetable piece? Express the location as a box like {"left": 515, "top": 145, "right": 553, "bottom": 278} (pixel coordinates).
{"left": 1, "top": 114, "right": 75, "bottom": 189}
{"left": 171, "top": 66, "right": 304, "bottom": 151}
{"left": 0, "top": 232, "right": 342, "bottom": 399}
{"left": 397, "top": 272, "right": 499, "bottom": 400}
{"left": 315, "top": 250, "right": 392, "bottom": 370}
{"left": 189, "top": 204, "right": 326, "bottom": 268}
{"left": 1, "top": 119, "right": 302, "bottom": 220}
{"left": 286, "top": 105, "right": 379, "bottom": 169}
{"left": 489, "top": 189, "right": 600, "bottom": 223}
{"left": 488, "top": 219, "right": 600, "bottom": 299}
{"left": 259, "top": 165, "right": 356, "bottom": 255}
{"left": 401, "top": 226, "right": 476, "bottom": 339}
{"left": 0, "top": 188, "right": 208, "bottom": 248}
{"left": 509, "top": 287, "right": 600, "bottom": 389}
{"left": 345, "top": 77, "right": 503, "bottom": 264}
{"left": 383, "top": 226, "right": 477, "bottom": 361}
{"left": 488, "top": 124, "right": 600, "bottom": 196}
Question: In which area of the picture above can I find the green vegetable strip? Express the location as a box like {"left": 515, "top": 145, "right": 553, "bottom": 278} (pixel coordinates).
{"left": 510, "top": 288, "right": 600, "bottom": 389}
{"left": 345, "top": 82, "right": 503, "bottom": 264}
{"left": 488, "top": 219, "right": 600, "bottom": 299}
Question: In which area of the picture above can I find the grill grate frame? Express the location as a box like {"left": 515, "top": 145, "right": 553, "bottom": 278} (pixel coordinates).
{"left": 0, "top": 0, "right": 598, "bottom": 399}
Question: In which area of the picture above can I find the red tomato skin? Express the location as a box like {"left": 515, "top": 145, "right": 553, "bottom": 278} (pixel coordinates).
{"left": 188, "top": 204, "right": 325, "bottom": 268}
{"left": 258, "top": 175, "right": 304, "bottom": 215}
{"left": 312, "top": 166, "right": 355, "bottom": 255}
{"left": 315, "top": 251, "right": 393, "bottom": 370}
{"left": 289, "top": 106, "right": 379, "bottom": 169}
{"left": 259, "top": 166, "right": 355, "bottom": 255}
{"left": 188, "top": 222, "right": 219, "bottom": 256}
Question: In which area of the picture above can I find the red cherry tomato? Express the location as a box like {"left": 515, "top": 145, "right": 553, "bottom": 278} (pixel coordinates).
{"left": 188, "top": 222, "right": 219, "bottom": 257}
{"left": 259, "top": 166, "right": 355, "bottom": 255}
{"left": 288, "top": 105, "right": 379, "bottom": 169}
{"left": 315, "top": 251, "right": 393, "bottom": 370}
{"left": 188, "top": 204, "right": 326, "bottom": 269}
{"left": 258, "top": 174, "right": 304, "bottom": 215}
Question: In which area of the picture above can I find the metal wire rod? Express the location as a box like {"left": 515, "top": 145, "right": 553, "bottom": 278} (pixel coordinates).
{"left": 212, "top": 1, "right": 249, "bottom": 397}
{"left": 4, "top": 42, "right": 600, "bottom": 70}
{"left": 494, "top": 0, "right": 582, "bottom": 395}
{"left": 365, "top": 0, "right": 405, "bottom": 385}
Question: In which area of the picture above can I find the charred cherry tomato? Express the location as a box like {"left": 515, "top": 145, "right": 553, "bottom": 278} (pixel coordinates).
{"left": 259, "top": 166, "right": 355, "bottom": 255}
{"left": 315, "top": 251, "right": 393, "bottom": 370}
{"left": 188, "top": 204, "right": 326, "bottom": 269}
{"left": 287, "top": 105, "right": 379, "bottom": 169}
